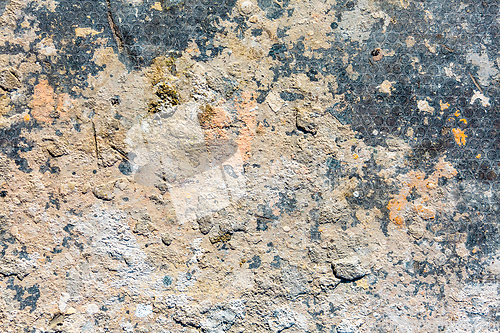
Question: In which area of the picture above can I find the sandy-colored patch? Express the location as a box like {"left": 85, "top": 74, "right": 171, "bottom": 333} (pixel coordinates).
{"left": 417, "top": 100, "right": 435, "bottom": 114}
{"left": 31, "top": 79, "right": 73, "bottom": 123}
{"left": 387, "top": 158, "right": 457, "bottom": 226}
{"left": 377, "top": 80, "right": 395, "bottom": 95}
{"left": 234, "top": 91, "right": 258, "bottom": 161}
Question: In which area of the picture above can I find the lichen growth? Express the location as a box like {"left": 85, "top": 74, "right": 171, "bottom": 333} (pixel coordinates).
{"left": 452, "top": 128, "right": 467, "bottom": 145}
{"left": 198, "top": 104, "right": 216, "bottom": 128}
{"left": 156, "top": 83, "right": 179, "bottom": 105}
{"left": 149, "top": 55, "right": 177, "bottom": 85}
{"left": 210, "top": 232, "right": 232, "bottom": 244}
{"left": 148, "top": 82, "right": 180, "bottom": 113}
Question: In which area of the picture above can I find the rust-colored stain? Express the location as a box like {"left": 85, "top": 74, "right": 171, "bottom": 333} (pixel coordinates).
{"left": 198, "top": 92, "right": 257, "bottom": 161}
{"left": 452, "top": 128, "right": 467, "bottom": 145}
{"left": 387, "top": 158, "right": 457, "bottom": 226}
{"left": 32, "top": 79, "right": 73, "bottom": 123}
{"left": 199, "top": 103, "right": 230, "bottom": 141}
{"left": 32, "top": 79, "right": 54, "bottom": 123}
{"left": 234, "top": 91, "right": 257, "bottom": 161}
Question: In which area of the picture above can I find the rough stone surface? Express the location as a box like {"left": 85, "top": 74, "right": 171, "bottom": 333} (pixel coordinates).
{"left": 332, "top": 257, "right": 367, "bottom": 281}
{"left": 0, "top": 0, "right": 500, "bottom": 332}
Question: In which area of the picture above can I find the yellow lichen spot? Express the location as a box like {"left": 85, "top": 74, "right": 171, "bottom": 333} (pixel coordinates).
{"left": 352, "top": 153, "right": 359, "bottom": 160}
{"left": 23, "top": 114, "right": 30, "bottom": 122}
{"left": 459, "top": 119, "right": 467, "bottom": 124}
{"left": 151, "top": 2, "right": 162, "bottom": 11}
{"left": 454, "top": 110, "right": 460, "bottom": 117}
{"left": 440, "top": 100, "right": 450, "bottom": 111}
{"left": 355, "top": 278, "right": 369, "bottom": 289}
{"left": 256, "top": 122, "right": 265, "bottom": 134}
{"left": 452, "top": 128, "right": 467, "bottom": 145}
{"left": 476, "top": 154, "right": 481, "bottom": 159}
{"left": 239, "top": 259, "right": 247, "bottom": 267}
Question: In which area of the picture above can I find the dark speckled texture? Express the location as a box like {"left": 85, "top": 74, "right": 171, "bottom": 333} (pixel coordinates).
{"left": 1, "top": 0, "right": 500, "bottom": 331}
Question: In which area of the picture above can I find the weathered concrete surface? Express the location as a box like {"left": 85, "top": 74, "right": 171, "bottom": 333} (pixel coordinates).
{"left": 0, "top": 0, "right": 500, "bottom": 332}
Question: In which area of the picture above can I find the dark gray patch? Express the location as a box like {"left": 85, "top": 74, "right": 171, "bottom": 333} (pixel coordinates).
{"left": 257, "top": 0, "right": 290, "bottom": 19}
{"left": 163, "top": 275, "right": 173, "bottom": 286}
{"left": 248, "top": 255, "right": 261, "bottom": 269}
{"left": 197, "top": 216, "right": 213, "bottom": 235}
{"left": 39, "top": 158, "right": 60, "bottom": 174}
{"left": 118, "top": 160, "right": 132, "bottom": 175}
{"left": 255, "top": 203, "right": 279, "bottom": 231}
{"left": 280, "top": 91, "right": 304, "bottom": 101}
{"left": 6, "top": 278, "right": 40, "bottom": 313}
{"left": 325, "top": 157, "right": 342, "bottom": 188}
{"left": 270, "top": 255, "right": 282, "bottom": 269}
{"left": 45, "top": 193, "right": 60, "bottom": 210}
{"left": 268, "top": 43, "right": 287, "bottom": 60}
{"left": 327, "top": 105, "right": 352, "bottom": 125}
{"left": 251, "top": 28, "right": 263, "bottom": 36}
{"left": 0, "top": 121, "right": 37, "bottom": 173}
{"left": 310, "top": 221, "right": 321, "bottom": 241}
{"left": 0, "top": 0, "right": 7, "bottom": 16}
{"left": 277, "top": 192, "right": 297, "bottom": 215}
{"left": 223, "top": 164, "right": 238, "bottom": 178}
{"left": 256, "top": 217, "right": 269, "bottom": 231}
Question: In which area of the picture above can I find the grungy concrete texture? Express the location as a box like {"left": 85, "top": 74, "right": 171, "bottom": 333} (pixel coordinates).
{"left": 0, "top": 0, "right": 500, "bottom": 332}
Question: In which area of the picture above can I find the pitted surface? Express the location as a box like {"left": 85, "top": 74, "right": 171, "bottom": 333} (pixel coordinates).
{"left": 0, "top": 0, "right": 500, "bottom": 332}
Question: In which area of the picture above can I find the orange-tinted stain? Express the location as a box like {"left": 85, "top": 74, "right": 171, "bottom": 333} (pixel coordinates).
{"left": 32, "top": 79, "right": 73, "bottom": 123}
{"left": 32, "top": 79, "right": 54, "bottom": 123}
{"left": 199, "top": 92, "right": 257, "bottom": 161}
{"left": 200, "top": 102, "right": 230, "bottom": 141}
{"left": 452, "top": 128, "right": 467, "bottom": 145}
{"left": 387, "top": 158, "right": 457, "bottom": 226}
{"left": 234, "top": 91, "right": 257, "bottom": 161}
